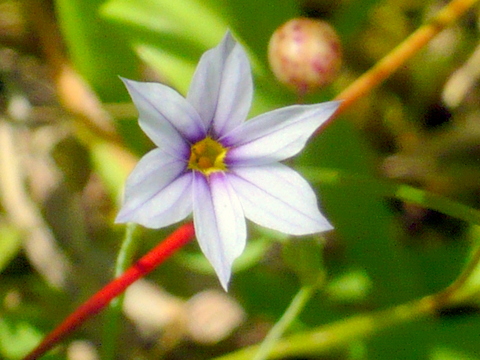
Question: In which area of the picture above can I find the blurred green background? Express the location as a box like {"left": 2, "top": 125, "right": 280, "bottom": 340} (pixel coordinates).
{"left": 0, "top": 0, "right": 480, "bottom": 359}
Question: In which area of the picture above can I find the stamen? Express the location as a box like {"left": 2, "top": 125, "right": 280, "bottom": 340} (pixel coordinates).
{"left": 188, "top": 137, "right": 228, "bottom": 175}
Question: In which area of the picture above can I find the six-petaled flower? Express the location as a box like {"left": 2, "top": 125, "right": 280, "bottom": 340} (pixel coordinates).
{"left": 116, "top": 32, "right": 340, "bottom": 290}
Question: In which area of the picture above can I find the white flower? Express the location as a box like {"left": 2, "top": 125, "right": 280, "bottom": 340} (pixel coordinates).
{"left": 116, "top": 32, "right": 340, "bottom": 290}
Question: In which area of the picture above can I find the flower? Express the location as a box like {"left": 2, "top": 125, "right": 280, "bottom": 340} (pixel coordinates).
{"left": 116, "top": 32, "right": 340, "bottom": 290}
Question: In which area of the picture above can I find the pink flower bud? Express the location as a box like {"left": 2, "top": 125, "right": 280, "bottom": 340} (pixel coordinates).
{"left": 268, "top": 18, "right": 342, "bottom": 94}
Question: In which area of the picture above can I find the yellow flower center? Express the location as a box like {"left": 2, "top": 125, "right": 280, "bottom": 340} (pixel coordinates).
{"left": 188, "top": 136, "right": 228, "bottom": 175}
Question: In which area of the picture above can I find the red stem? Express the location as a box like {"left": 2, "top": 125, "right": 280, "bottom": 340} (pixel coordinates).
{"left": 23, "top": 222, "right": 195, "bottom": 360}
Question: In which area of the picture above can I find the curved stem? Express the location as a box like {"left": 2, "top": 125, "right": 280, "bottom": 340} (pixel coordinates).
{"left": 214, "top": 295, "right": 436, "bottom": 360}
{"left": 102, "top": 223, "right": 138, "bottom": 360}
{"left": 435, "top": 241, "right": 480, "bottom": 304}
{"left": 302, "top": 167, "right": 480, "bottom": 226}
{"left": 215, "top": 165, "right": 480, "bottom": 360}
{"left": 21, "top": 0, "right": 480, "bottom": 358}
{"left": 215, "top": 240, "right": 480, "bottom": 360}
{"left": 22, "top": 222, "right": 195, "bottom": 360}
{"left": 316, "top": 0, "right": 480, "bottom": 134}
{"left": 252, "top": 286, "right": 316, "bottom": 360}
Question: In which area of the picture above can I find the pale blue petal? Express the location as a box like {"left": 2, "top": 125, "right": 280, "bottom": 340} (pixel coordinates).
{"left": 187, "top": 32, "right": 253, "bottom": 135}
{"left": 122, "top": 78, "right": 206, "bottom": 151}
{"left": 116, "top": 148, "right": 193, "bottom": 228}
{"left": 192, "top": 171, "right": 246, "bottom": 290}
{"left": 223, "top": 101, "right": 340, "bottom": 166}
{"left": 228, "top": 164, "right": 333, "bottom": 235}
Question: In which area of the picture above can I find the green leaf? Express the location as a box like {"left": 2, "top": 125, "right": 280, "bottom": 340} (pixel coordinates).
{"left": 101, "top": 0, "right": 300, "bottom": 106}
{"left": 135, "top": 44, "right": 197, "bottom": 96}
{"left": 101, "top": 0, "right": 226, "bottom": 93}
{"left": 55, "top": 0, "right": 138, "bottom": 101}
{"left": 102, "top": 0, "right": 227, "bottom": 49}
{"left": 326, "top": 268, "right": 372, "bottom": 303}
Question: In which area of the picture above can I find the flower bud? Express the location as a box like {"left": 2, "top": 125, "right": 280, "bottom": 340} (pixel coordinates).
{"left": 268, "top": 18, "right": 342, "bottom": 94}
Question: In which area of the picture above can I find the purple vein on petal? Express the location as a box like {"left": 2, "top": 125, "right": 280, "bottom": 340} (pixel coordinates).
{"left": 228, "top": 164, "right": 332, "bottom": 234}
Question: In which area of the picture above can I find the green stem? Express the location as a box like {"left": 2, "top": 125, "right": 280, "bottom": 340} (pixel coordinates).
{"left": 303, "top": 168, "right": 480, "bottom": 226}
{"left": 308, "top": 167, "right": 480, "bottom": 300}
{"left": 253, "top": 286, "right": 316, "bottom": 360}
{"left": 215, "top": 295, "right": 436, "bottom": 360}
{"left": 434, "top": 239, "right": 480, "bottom": 305}
{"left": 102, "top": 222, "right": 138, "bottom": 360}
{"left": 215, "top": 240, "right": 480, "bottom": 360}
{"left": 214, "top": 169, "right": 480, "bottom": 360}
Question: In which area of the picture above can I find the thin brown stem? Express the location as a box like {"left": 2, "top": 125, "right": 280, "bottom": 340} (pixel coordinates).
{"left": 316, "top": 0, "right": 479, "bottom": 134}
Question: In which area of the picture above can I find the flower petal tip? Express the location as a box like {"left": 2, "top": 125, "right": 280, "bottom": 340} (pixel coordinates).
{"left": 218, "top": 273, "right": 231, "bottom": 292}
{"left": 118, "top": 31, "right": 337, "bottom": 290}
{"left": 114, "top": 210, "right": 129, "bottom": 224}
{"left": 119, "top": 76, "right": 135, "bottom": 88}
{"left": 320, "top": 99, "right": 342, "bottom": 113}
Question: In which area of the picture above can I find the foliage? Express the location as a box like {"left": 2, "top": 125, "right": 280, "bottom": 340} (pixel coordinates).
{"left": 1, "top": 0, "right": 480, "bottom": 359}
